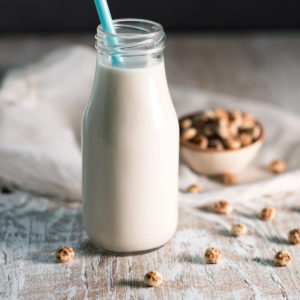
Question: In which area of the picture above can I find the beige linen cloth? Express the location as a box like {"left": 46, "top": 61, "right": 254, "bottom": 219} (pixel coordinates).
{"left": 0, "top": 46, "right": 299, "bottom": 200}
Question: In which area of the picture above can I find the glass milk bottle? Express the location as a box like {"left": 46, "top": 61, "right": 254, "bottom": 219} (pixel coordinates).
{"left": 82, "top": 19, "right": 179, "bottom": 253}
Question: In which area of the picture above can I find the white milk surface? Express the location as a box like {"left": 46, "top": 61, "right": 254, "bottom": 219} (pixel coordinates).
{"left": 82, "top": 60, "right": 179, "bottom": 253}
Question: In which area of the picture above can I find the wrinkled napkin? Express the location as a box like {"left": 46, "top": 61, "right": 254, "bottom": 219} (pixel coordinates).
{"left": 0, "top": 46, "right": 299, "bottom": 200}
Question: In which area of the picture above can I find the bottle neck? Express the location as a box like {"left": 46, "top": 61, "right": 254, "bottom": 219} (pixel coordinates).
{"left": 95, "top": 19, "right": 166, "bottom": 68}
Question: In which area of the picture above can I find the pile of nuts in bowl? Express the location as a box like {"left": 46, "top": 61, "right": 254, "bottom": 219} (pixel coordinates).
{"left": 180, "top": 108, "right": 262, "bottom": 150}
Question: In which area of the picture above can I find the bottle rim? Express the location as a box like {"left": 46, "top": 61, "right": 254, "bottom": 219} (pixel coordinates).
{"left": 95, "top": 18, "right": 166, "bottom": 57}
{"left": 96, "top": 18, "right": 164, "bottom": 39}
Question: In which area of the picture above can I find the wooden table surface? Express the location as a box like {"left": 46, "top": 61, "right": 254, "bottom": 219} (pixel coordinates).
{"left": 1, "top": 33, "right": 300, "bottom": 299}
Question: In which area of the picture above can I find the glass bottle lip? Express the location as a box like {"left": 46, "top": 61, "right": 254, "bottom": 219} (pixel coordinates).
{"left": 95, "top": 18, "right": 166, "bottom": 58}
{"left": 96, "top": 18, "right": 164, "bottom": 39}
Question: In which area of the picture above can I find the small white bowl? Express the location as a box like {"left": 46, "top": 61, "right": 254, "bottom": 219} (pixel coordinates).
{"left": 180, "top": 121, "right": 264, "bottom": 175}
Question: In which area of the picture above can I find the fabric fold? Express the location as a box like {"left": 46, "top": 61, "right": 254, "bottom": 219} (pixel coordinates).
{"left": 0, "top": 46, "right": 299, "bottom": 200}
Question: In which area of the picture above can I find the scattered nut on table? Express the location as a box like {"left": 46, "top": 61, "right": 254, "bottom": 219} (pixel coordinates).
{"left": 214, "top": 200, "right": 233, "bottom": 214}
{"left": 144, "top": 271, "right": 163, "bottom": 287}
{"left": 274, "top": 250, "right": 292, "bottom": 267}
{"left": 205, "top": 247, "right": 222, "bottom": 264}
{"left": 186, "top": 184, "right": 203, "bottom": 194}
{"left": 288, "top": 228, "right": 300, "bottom": 245}
{"left": 231, "top": 224, "right": 248, "bottom": 237}
{"left": 260, "top": 207, "right": 277, "bottom": 221}
{"left": 55, "top": 246, "right": 75, "bottom": 263}
{"left": 221, "top": 172, "right": 237, "bottom": 185}
{"left": 268, "top": 159, "right": 286, "bottom": 174}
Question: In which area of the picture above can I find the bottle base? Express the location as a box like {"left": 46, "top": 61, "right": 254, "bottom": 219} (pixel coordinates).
{"left": 88, "top": 237, "right": 169, "bottom": 256}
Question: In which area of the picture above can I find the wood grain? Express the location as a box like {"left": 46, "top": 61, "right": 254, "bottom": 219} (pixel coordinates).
{"left": 1, "top": 189, "right": 300, "bottom": 299}
{"left": 1, "top": 34, "right": 300, "bottom": 299}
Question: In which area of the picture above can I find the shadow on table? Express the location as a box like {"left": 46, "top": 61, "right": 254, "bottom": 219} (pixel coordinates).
{"left": 179, "top": 255, "right": 206, "bottom": 265}
{"left": 26, "top": 252, "right": 57, "bottom": 264}
{"left": 215, "top": 229, "right": 232, "bottom": 237}
{"left": 290, "top": 207, "right": 300, "bottom": 214}
{"left": 252, "top": 257, "right": 276, "bottom": 267}
{"left": 237, "top": 211, "right": 260, "bottom": 220}
{"left": 116, "top": 279, "right": 149, "bottom": 288}
{"left": 197, "top": 205, "right": 215, "bottom": 214}
{"left": 267, "top": 236, "right": 290, "bottom": 245}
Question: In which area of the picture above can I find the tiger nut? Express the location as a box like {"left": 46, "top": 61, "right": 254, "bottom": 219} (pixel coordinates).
{"left": 55, "top": 246, "right": 75, "bottom": 263}
{"left": 241, "top": 113, "right": 256, "bottom": 129}
{"left": 209, "top": 139, "right": 224, "bottom": 150}
{"left": 224, "top": 138, "right": 241, "bottom": 150}
{"left": 194, "top": 110, "right": 215, "bottom": 125}
{"left": 251, "top": 124, "right": 262, "bottom": 140}
{"left": 228, "top": 123, "right": 239, "bottom": 137}
{"left": 180, "top": 118, "right": 193, "bottom": 130}
{"left": 239, "top": 133, "right": 253, "bottom": 147}
{"left": 215, "top": 107, "right": 229, "bottom": 121}
{"left": 268, "top": 160, "right": 286, "bottom": 174}
{"left": 186, "top": 184, "right": 203, "bottom": 194}
{"left": 144, "top": 271, "right": 163, "bottom": 287}
{"left": 214, "top": 200, "right": 233, "bottom": 214}
{"left": 288, "top": 229, "right": 300, "bottom": 245}
{"left": 202, "top": 110, "right": 216, "bottom": 121}
{"left": 221, "top": 173, "right": 237, "bottom": 185}
{"left": 217, "top": 120, "right": 230, "bottom": 139}
{"left": 274, "top": 250, "right": 292, "bottom": 267}
{"left": 203, "top": 124, "right": 216, "bottom": 137}
{"left": 204, "top": 247, "right": 222, "bottom": 264}
{"left": 260, "top": 207, "right": 277, "bottom": 221}
{"left": 193, "top": 135, "right": 208, "bottom": 149}
{"left": 181, "top": 127, "right": 197, "bottom": 140}
{"left": 231, "top": 224, "right": 248, "bottom": 237}
{"left": 229, "top": 110, "right": 243, "bottom": 127}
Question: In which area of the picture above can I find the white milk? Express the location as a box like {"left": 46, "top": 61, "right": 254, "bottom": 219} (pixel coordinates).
{"left": 82, "top": 19, "right": 179, "bottom": 253}
{"left": 82, "top": 60, "right": 179, "bottom": 253}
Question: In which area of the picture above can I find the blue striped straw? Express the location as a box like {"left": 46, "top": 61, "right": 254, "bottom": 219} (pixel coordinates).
{"left": 94, "top": 0, "right": 122, "bottom": 66}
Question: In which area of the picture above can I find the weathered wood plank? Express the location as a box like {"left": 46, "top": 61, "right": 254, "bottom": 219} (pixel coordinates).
{"left": 1, "top": 34, "right": 300, "bottom": 299}
{"left": 1, "top": 189, "right": 300, "bottom": 299}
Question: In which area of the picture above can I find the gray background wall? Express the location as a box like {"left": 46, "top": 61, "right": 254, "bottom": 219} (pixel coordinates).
{"left": 1, "top": 0, "right": 300, "bottom": 32}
